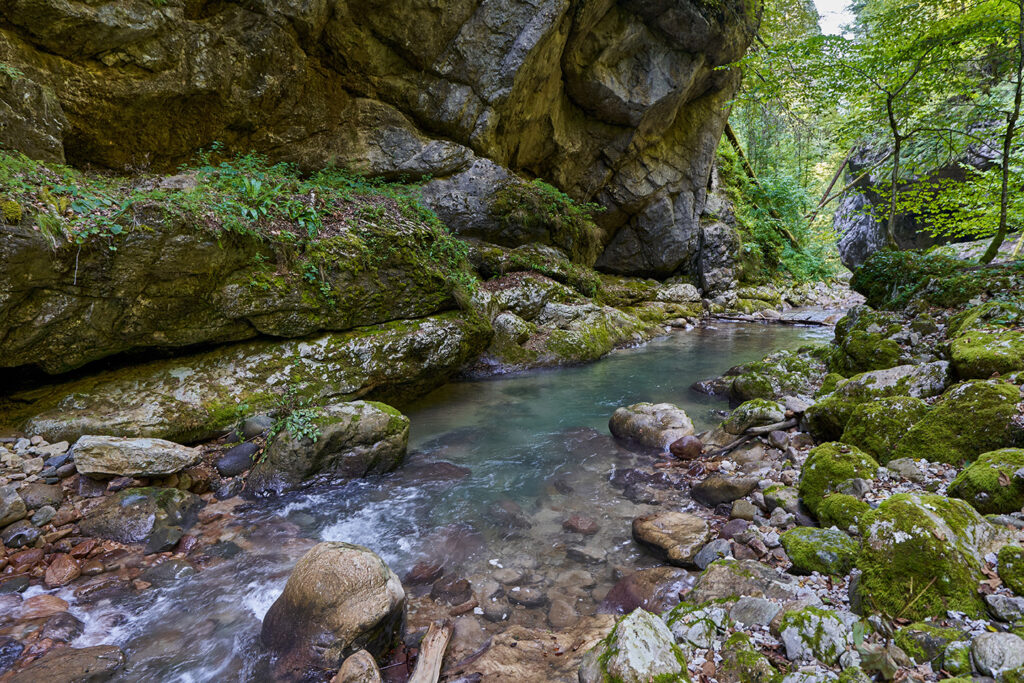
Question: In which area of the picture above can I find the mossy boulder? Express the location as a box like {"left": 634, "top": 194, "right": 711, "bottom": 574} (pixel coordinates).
{"left": 780, "top": 527, "right": 858, "bottom": 575}
{"left": 1001, "top": 545, "right": 1024, "bottom": 596}
{"left": 798, "top": 442, "right": 878, "bottom": 517}
{"left": 729, "top": 346, "right": 829, "bottom": 403}
{"left": 247, "top": 401, "right": 410, "bottom": 495}
{"left": 948, "top": 448, "right": 1024, "bottom": 515}
{"left": 839, "top": 396, "right": 931, "bottom": 463}
{"left": 830, "top": 306, "right": 908, "bottom": 376}
{"left": 778, "top": 606, "right": 858, "bottom": 664}
{"left": 817, "top": 493, "right": 871, "bottom": 531}
{"left": 717, "top": 632, "right": 779, "bottom": 683}
{"left": 722, "top": 399, "right": 786, "bottom": 435}
{"left": 857, "top": 493, "right": 1001, "bottom": 620}
{"left": 12, "top": 312, "right": 490, "bottom": 444}
{"left": 578, "top": 609, "right": 690, "bottom": 683}
{"left": 892, "top": 622, "right": 965, "bottom": 665}
{"left": 949, "top": 299, "right": 1024, "bottom": 379}
{"left": 804, "top": 362, "right": 951, "bottom": 441}
{"left": 893, "top": 380, "right": 1024, "bottom": 465}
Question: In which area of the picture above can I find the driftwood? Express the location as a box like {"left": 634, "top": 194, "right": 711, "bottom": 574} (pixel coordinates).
{"left": 711, "top": 314, "right": 833, "bottom": 327}
{"left": 700, "top": 418, "right": 799, "bottom": 459}
{"left": 409, "top": 620, "right": 453, "bottom": 683}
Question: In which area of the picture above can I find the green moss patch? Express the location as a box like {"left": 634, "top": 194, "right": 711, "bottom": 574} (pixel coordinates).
{"left": 999, "top": 545, "right": 1024, "bottom": 596}
{"left": 948, "top": 448, "right": 1024, "bottom": 514}
{"left": 840, "top": 396, "right": 930, "bottom": 463}
{"left": 817, "top": 493, "right": 871, "bottom": 530}
{"left": 780, "top": 527, "right": 858, "bottom": 575}
{"left": 798, "top": 442, "right": 878, "bottom": 516}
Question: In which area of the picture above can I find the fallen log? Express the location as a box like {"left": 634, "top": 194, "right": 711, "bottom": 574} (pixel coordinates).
{"left": 409, "top": 620, "right": 453, "bottom": 683}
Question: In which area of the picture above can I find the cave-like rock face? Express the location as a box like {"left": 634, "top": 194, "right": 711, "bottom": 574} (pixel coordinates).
{"left": 0, "top": 0, "right": 755, "bottom": 277}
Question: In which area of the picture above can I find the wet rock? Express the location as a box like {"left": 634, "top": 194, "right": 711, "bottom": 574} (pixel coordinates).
{"left": 562, "top": 514, "right": 599, "bottom": 535}
{"left": 1, "top": 519, "right": 40, "bottom": 548}
{"left": 77, "top": 487, "right": 204, "bottom": 554}
{"left": 780, "top": 527, "right": 858, "bottom": 576}
{"left": 139, "top": 559, "right": 196, "bottom": 587}
{"left": 548, "top": 597, "right": 580, "bottom": 628}
{"left": 972, "top": 631, "right": 1024, "bottom": 676}
{"left": 431, "top": 576, "right": 472, "bottom": 605}
{"left": 20, "top": 594, "right": 69, "bottom": 619}
{"left": 241, "top": 415, "right": 274, "bottom": 440}
{"left": 17, "top": 482, "right": 63, "bottom": 509}
{"left": 579, "top": 609, "right": 687, "bottom": 683}
{"left": 0, "top": 575, "right": 30, "bottom": 594}
{"left": 507, "top": 585, "right": 547, "bottom": 608}
{"left": 261, "top": 542, "right": 405, "bottom": 679}
{"left": 609, "top": 402, "right": 694, "bottom": 451}
{"left": 694, "top": 538, "right": 733, "bottom": 570}
{"left": 598, "top": 567, "right": 693, "bottom": 615}
{"left": 72, "top": 435, "right": 200, "bottom": 478}
{"left": 690, "top": 474, "right": 759, "bottom": 507}
{"left": 669, "top": 435, "right": 703, "bottom": 460}
{"left": 40, "top": 611, "right": 85, "bottom": 643}
{"left": 481, "top": 597, "right": 510, "bottom": 623}
{"left": 248, "top": 401, "right": 409, "bottom": 495}
{"left": 7, "top": 645, "right": 125, "bottom": 683}
{"left": 404, "top": 561, "right": 444, "bottom": 586}
{"left": 566, "top": 545, "right": 607, "bottom": 565}
{"left": 31, "top": 505, "right": 56, "bottom": 526}
{"left": 216, "top": 441, "right": 260, "bottom": 477}
{"left": 0, "top": 636, "right": 23, "bottom": 674}
{"left": 334, "top": 649, "right": 382, "bottom": 683}
{"left": 0, "top": 485, "right": 26, "bottom": 527}
{"left": 488, "top": 499, "right": 533, "bottom": 531}
{"left": 631, "top": 511, "right": 711, "bottom": 568}
{"left": 45, "top": 553, "right": 81, "bottom": 588}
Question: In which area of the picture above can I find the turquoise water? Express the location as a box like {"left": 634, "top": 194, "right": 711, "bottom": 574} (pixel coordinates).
{"left": 64, "top": 322, "right": 831, "bottom": 681}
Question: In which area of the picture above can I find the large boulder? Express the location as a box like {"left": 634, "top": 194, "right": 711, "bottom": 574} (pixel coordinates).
{"left": 686, "top": 559, "right": 819, "bottom": 606}
{"left": 949, "top": 301, "right": 1024, "bottom": 379}
{"left": 857, "top": 493, "right": 1006, "bottom": 620}
{"left": 631, "top": 511, "right": 712, "bottom": 568}
{"left": 261, "top": 542, "right": 405, "bottom": 681}
{"left": 578, "top": 609, "right": 689, "bottom": 683}
{"left": 247, "top": 402, "right": 409, "bottom": 495}
{"left": 829, "top": 306, "right": 909, "bottom": 376}
{"left": 0, "top": 0, "right": 757, "bottom": 280}
{"left": 728, "top": 347, "right": 829, "bottom": 403}
{"left": 948, "top": 448, "right": 1024, "bottom": 514}
{"left": 609, "top": 403, "right": 694, "bottom": 451}
{"left": 797, "top": 442, "right": 878, "bottom": 517}
{"left": 77, "top": 487, "right": 204, "bottom": 554}
{"left": 893, "top": 380, "right": 1024, "bottom": 464}
{"left": 12, "top": 312, "right": 489, "bottom": 444}
{"left": 71, "top": 435, "right": 200, "bottom": 478}
{"left": 722, "top": 399, "right": 785, "bottom": 435}
{"left": 839, "top": 396, "right": 930, "bottom": 463}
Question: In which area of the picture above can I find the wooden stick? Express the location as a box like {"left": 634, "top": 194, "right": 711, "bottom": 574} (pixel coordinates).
{"left": 745, "top": 418, "right": 798, "bottom": 436}
{"left": 409, "top": 620, "right": 453, "bottom": 683}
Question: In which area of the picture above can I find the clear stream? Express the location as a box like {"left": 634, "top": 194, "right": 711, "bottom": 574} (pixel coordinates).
{"left": 51, "top": 322, "right": 831, "bottom": 681}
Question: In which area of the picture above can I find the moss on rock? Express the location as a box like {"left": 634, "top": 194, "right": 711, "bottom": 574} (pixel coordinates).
{"left": 857, "top": 493, "right": 998, "bottom": 620}
{"left": 893, "top": 380, "right": 1024, "bottom": 465}
{"left": 798, "top": 442, "right": 878, "bottom": 517}
{"left": 840, "top": 396, "right": 930, "bottom": 463}
{"left": 892, "top": 622, "right": 964, "bottom": 664}
{"left": 780, "top": 527, "right": 858, "bottom": 575}
{"left": 729, "top": 346, "right": 829, "bottom": 403}
{"left": 817, "top": 493, "right": 871, "bottom": 530}
{"left": 948, "top": 448, "right": 1024, "bottom": 514}
{"left": 830, "top": 306, "right": 907, "bottom": 376}
{"left": 999, "top": 545, "right": 1024, "bottom": 596}
{"left": 722, "top": 399, "right": 786, "bottom": 435}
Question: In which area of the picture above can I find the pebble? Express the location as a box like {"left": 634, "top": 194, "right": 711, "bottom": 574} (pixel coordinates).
{"left": 972, "top": 631, "right": 1024, "bottom": 676}
{"left": 31, "top": 505, "right": 56, "bottom": 526}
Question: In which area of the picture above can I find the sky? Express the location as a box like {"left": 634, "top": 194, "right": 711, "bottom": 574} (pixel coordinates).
{"left": 814, "top": 0, "right": 855, "bottom": 34}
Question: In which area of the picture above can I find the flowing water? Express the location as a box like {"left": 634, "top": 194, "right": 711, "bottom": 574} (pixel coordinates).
{"left": 56, "top": 321, "right": 832, "bottom": 681}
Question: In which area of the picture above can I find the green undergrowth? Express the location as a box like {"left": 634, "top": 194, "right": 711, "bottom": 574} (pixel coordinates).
{"left": 0, "top": 146, "right": 478, "bottom": 296}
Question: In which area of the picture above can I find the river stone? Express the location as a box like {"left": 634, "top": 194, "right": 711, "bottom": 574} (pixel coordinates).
{"left": 690, "top": 474, "right": 759, "bottom": 507}
{"left": 609, "top": 403, "right": 694, "bottom": 451}
{"left": 598, "top": 566, "right": 694, "bottom": 615}
{"left": 694, "top": 538, "right": 733, "bottom": 569}
{"left": 579, "top": 609, "right": 687, "bottom": 683}
{"left": 248, "top": 401, "right": 409, "bottom": 495}
{"left": 972, "top": 631, "right": 1024, "bottom": 676}
{"left": 722, "top": 399, "right": 786, "bottom": 435}
{"left": 687, "top": 559, "right": 819, "bottom": 606}
{"left": 72, "top": 435, "right": 201, "bottom": 478}
{"left": 77, "top": 487, "right": 204, "bottom": 554}
{"left": 7, "top": 645, "right": 125, "bottom": 683}
{"left": 986, "top": 594, "right": 1024, "bottom": 622}
{"left": 335, "top": 649, "right": 382, "bottom": 683}
{"left": 17, "top": 483, "right": 63, "bottom": 509}
{"left": 779, "top": 606, "right": 858, "bottom": 664}
{"left": 261, "top": 542, "right": 405, "bottom": 680}
{"left": 631, "top": 511, "right": 711, "bottom": 567}
{"left": 0, "top": 520, "right": 40, "bottom": 548}
{"left": 216, "top": 441, "right": 260, "bottom": 477}
{"left": 0, "top": 485, "right": 26, "bottom": 527}
{"left": 729, "top": 596, "right": 782, "bottom": 626}
{"left": 780, "top": 527, "right": 858, "bottom": 576}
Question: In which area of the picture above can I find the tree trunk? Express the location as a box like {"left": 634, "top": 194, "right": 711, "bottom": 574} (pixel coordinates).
{"left": 982, "top": 0, "right": 1024, "bottom": 264}
{"left": 885, "top": 95, "right": 902, "bottom": 250}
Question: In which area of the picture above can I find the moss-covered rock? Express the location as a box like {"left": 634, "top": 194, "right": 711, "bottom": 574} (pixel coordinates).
{"left": 893, "top": 380, "right": 1024, "bottom": 465}
{"left": 953, "top": 329, "right": 1024, "bottom": 380}
{"left": 840, "top": 396, "right": 931, "bottom": 463}
{"left": 857, "top": 493, "right": 1001, "bottom": 620}
{"left": 11, "top": 312, "right": 491, "bottom": 444}
{"left": 948, "top": 448, "right": 1024, "bottom": 514}
{"left": 830, "top": 306, "right": 908, "bottom": 376}
{"left": 722, "top": 399, "right": 786, "bottom": 435}
{"left": 892, "top": 622, "right": 965, "bottom": 665}
{"left": 817, "top": 493, "right": 871, "bottom": 531}
{"left": 999, "top": 545, "right": 1024, "bottom": 596}
{"left": 1, "top": 199, "right": 22, "bottom": 224}
{"left": 798, "top": 442, "right": 878, "bottom": 517}
{"left": 941, "top": 640, "right": 973, "bottom": 677}
{"left": 729, "top": 346, "right": 830, "bottom": 403}
{"left": 778, "top": 606, "right": 858, "bottom": 664}
{"left": 717, "top": 632, "right": 779, "bottom": 683}
{"left": 804, "top": 362, "right": 951, "bottom": 442}
{"left": 578, "top": 608, "right": 690, "bottom": 683}
{"left": 780, "top": 527, "right": 858, "bottom": 575}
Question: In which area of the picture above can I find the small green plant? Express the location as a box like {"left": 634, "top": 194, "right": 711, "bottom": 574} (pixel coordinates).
{"left": 0, "top": 63, "right": 23, "bottom": 80}
{"left": 266, "top": 386, "right": 323, "bottom": 451}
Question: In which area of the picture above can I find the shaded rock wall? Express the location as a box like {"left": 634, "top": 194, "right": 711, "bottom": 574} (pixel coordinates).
{"left": 0, "top": 0, "right": 755, "bottom": 277}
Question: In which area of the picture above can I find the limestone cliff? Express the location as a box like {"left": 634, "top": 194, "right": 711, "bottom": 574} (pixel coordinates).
{"left": 0, "top": 0, "right": 755, "bottom": 277}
